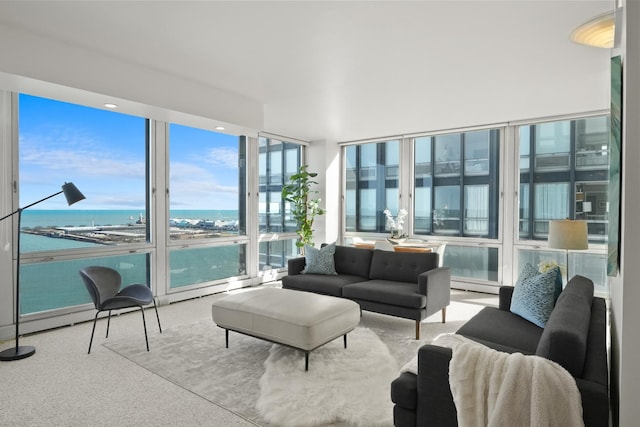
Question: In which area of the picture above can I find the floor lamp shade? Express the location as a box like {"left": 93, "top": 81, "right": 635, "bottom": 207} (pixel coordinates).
{"left": 548, "top": 220, "right": 589, "bottom": 250}
{"left": 62, "top": 182, "right": 86, "bottom": 206}
{"left": 0, "top": 182, "right": 85, "bottom": 361}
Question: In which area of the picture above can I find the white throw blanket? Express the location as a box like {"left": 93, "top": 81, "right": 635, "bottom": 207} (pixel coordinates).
{"left": 401, "top": 334, "right": 584, "bottom": 427}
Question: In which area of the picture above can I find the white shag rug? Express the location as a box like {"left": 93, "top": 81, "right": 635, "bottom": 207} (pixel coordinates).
{"left": 256, "top": 327, "right": 398, "bottom": 427}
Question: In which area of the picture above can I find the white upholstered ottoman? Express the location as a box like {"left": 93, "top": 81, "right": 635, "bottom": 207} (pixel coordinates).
{"left": 211, "top": 287, "right": 360, "bottom": 370}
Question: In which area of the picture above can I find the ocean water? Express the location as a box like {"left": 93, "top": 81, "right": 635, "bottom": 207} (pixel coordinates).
{"left": 20, "top": 245, "right": 245, "bottom": 314}
{"left": 16, "top": 209, "right": 243, "bottom": 314}
{"left": 19, "top": 209, "right": 238, "bottom": 252}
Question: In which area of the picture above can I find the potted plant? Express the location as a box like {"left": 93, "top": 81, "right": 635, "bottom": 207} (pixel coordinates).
{"left": 282, "top": 165, "right": 325, "bottom": 253}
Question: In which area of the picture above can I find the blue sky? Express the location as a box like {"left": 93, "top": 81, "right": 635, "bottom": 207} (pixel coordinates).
{"left": 19, "top": 94, "right": 240, "bottom": 210}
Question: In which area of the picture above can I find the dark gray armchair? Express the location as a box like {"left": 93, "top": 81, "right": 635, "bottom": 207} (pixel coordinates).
{"left": 79, "top": 266, "right": 162, "bottom": 354}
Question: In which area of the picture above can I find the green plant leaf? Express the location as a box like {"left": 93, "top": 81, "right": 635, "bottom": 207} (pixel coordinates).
{"left": 281, "top": 165, "right": 325, "bottom": 250}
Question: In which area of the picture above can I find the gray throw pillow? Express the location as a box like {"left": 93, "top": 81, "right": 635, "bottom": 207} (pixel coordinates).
{"left": 302, "top": 242, "right": 337, "bottom": 275}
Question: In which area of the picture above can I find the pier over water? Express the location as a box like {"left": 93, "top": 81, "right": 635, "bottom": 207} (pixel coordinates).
{"left": 19, "top": 210, "right": 240, "bottom": 252}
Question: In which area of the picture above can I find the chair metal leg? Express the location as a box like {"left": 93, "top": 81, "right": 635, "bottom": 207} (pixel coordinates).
{"left": 140, "top": 306, "right": 149, "bottom": 351}
{"left": 415, "top": 321, "right": 421, "bottom": 340}
{"left": 106, "top": 310, "right": 112, "bottom": 338}
{"left": 153, "top": 297, "right": 162, "bottom": 333}
{"left": 442, "top": 307, "right": 447, "bottom": 323}
{"left": 88, "top": 311, "right": 100, "bottom": 354}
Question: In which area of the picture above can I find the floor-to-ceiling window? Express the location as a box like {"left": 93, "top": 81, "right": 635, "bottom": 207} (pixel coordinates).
{"left": 167, "top": 124, "right": 248, "bottom": 289}
{"left": 414, "top": 129, "right": 499, "bottom": 238}
{"left": 12, "top": 93, "right": 262, "bottom": 322}
{"left": 341, "top": 115, "right": 609, "bottom": 294}
{"left": 344, "top": 139, "right": 400, "bottom": 233}
{"left": 516, "top": 115, "right": 609, "bottom": 292}
{"left": 518, "top": 116, "right": 609, "bottom": 242}
{"left": 258, "top": 135, "right": 304, "bottom": 270}
{"left": 18, "top": 94, "right": 151, "bottom": 314}
{"left": 413, "top": 128, "right": 501, "bottom": 283}
{"left": 342, "top": 130, "right": 500, "bottom": 284}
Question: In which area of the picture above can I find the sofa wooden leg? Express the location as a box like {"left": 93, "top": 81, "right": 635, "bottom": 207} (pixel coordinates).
{"left": 415, "top": 321, "right": 421, "bottom": 340}
{"left": 442, "top": 307, "right": 447, "bottom": 323}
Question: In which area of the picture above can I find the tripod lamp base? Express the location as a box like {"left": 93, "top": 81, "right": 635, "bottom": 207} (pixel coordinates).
{"left": 0, "top": 345, "right": 36, "bottom": 361}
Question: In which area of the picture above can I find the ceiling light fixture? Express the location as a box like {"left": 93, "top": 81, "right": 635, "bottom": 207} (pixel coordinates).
{"left": 103, "top": 103, "right": 118, "bottom": 109}
{"left": 570, "top": 10, "right": 616, "bottom": 48}
{"left": 215, "top": 126, "right": 225, "bottom": 131}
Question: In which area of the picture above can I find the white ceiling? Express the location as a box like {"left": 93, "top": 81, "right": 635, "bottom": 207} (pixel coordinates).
{"left": 0, "top": 1, "right": 613, "bottom": 142}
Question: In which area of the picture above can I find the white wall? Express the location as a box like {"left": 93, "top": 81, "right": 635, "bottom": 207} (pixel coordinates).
{"left": 0, "top": 24, "right": 263, "bottom": 134}
{"left": 610, "top": 1, "right": 640, "bottom": 425}
{"left": 306, "top": 140, "right": 341, "bottom": 246}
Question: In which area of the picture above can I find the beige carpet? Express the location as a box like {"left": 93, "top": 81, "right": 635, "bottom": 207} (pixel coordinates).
{"left": 104, "top": 299, "right": 487, "bottom": 427}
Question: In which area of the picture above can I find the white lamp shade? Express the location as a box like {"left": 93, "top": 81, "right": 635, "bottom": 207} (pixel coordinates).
{"left": 548, "top": 220, "right": 588, "bottom": 250}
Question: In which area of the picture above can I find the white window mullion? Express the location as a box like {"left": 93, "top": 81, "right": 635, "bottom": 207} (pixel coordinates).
{"left": 400, "top": 137, "right": 413, "bottom": 236}
{"left": 0, "top": 91, "right": 15, "bottom": 335}
{"left": 152, "top": 120, "right": 170, "bottom": 300}
{"left": 246, "top": 135, "right": 260, "bottom": 282}
{"left": 501, "top": 125, "right": 516, "bottom": 287}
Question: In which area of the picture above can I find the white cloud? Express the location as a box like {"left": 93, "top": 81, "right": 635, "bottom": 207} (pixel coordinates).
{"left": 196, "top": 147, "right": 239, "bottom": 169}
{"left": 169, "top": 161, "right": 239, "bottom": 209}
{"left": 19, "top": 128, "right": 240, "bottom": 210}
{"left": 20, "top": 133, "right": 145, "bottom": 179}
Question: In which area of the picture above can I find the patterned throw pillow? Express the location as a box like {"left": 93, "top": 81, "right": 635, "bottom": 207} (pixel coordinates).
{"left": 302, "top": 242, "right": 337, "bottom": 275}
{"left": 510, "top": 263, "right": 561, "bottom": 328}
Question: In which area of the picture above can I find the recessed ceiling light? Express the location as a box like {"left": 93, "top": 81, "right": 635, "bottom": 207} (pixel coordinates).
{"left": 215, "top": 126, "right": 225, "bottom": 131}
{"left": 103, "top": 103, "right": 118, "bottom": 109}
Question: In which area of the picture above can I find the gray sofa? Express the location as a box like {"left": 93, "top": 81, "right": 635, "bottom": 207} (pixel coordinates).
{"left": 391, "top": 275, "right": 609, "bottom": 427}
{"left": 282, "top": 245, "right": 451, "bottom": 339}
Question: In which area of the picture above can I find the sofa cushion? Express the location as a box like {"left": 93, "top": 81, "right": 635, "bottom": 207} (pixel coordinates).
{"left": 510, "top": 263, "right": 562, "bottom": 327}
{"left": 343, "top": 280, "right": 426, "bottom": 309}
{"left": 282, "top": 274, "right": 367, "bottom": 297}
{"left": 456, "top": 306, "right": 543, "bottom": 354}
{"left": 333, "top": 245, "right": 374, "bottom": 278}
{"left": 302, "top": 242, "right": 337, "bottom": 275}
{"left": 368, "top": 251, "right": 438, "bottom": 283}
{"left": 536, "top": 275, "right": 594, "bottom": 377}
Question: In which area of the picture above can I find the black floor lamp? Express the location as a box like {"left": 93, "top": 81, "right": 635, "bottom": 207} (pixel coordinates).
{"left": 0, "top": 182, "right": 85, "bottom": 361}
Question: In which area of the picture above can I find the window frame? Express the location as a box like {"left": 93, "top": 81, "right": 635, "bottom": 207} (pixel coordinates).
{"left": 257, "top": 135, "right": 306, "bottom": 272}
{"left": 16, "top": 94, "right": 157, "bottom": 318}
{"left": 517, "top": 115, "right": 610, "bottom": 243}
{"left": 10, "top": 93, "right": 263, "bottom": 322}
{"left": 343, "top": 139, "right": 401, "bottom": 234}
{"left": 164, "top": 124, "right": 250, "bottom": 292}
{"left": 413, "top": 128, "right": 501, "bottom": 238}
{"left": 339, "top": 115, "right": 610, "bottom": 296}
